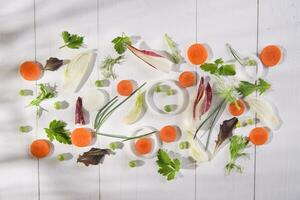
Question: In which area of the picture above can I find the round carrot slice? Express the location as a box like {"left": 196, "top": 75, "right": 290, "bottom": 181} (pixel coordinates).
{"left": 19, "top": 61, "right": 44, "bottom": 81}
{"left": 159, "top": 125, "right": 177, "bottom": 143}
{"left": 260, "top": 45, "right": 282, "bottom": 67}
{"left": 249, "top": 127, "right": 269, "bottom": 145}
{"left": 228, "top": 100, "right": 246, "bottom": 116}
{"left": 117, "top": 80, "right": 134, "bottom": 96}
{"left": 187, "top": 43, "right": 208, "bottom": 65}
{"left": 134, "top": 138, "right": 153, "bottom": 155}
{"left": 178, "top": 71, "right": 196, "bottom": 88}
{"left": 30, "top": 139, "right": 51, "bottom": 159}
{"left": 71, "top": 128, "right": 93, "bottom": 147}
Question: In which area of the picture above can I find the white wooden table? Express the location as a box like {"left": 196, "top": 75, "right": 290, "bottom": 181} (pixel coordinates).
{"left": 0, "top": 0, "right": 299, "bottom": 199}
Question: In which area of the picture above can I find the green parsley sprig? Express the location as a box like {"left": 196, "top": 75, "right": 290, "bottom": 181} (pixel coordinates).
{"left": 111, "top": 33, "right": 131, "bottom": 54}
{"left": 156, "top": 149, "right": 181, "bottom": 181}
{"left": 44, "top": 120, "right": 71, "bottom": 144}
{"left": 60, "top": 31, "right": 84, "bottom": 49}
{"left": 200, "top": 58, "right": 236, "bottom": 76}
{"left": 225, "top": 135, "right": 250, "bottom": 175}
{"left": 235, "top": 78, "right": 271, "bottom": 97}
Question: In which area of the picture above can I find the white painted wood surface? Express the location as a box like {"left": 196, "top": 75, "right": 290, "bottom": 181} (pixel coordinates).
{"left": 0, "top": 0, "right": 299, "bottom": 200}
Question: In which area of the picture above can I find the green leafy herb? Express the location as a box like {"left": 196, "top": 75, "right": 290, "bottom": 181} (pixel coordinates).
{"left": 44, "top": 120, "right": 71, "bottom": 144}
{"left": 111, "top": 33, "right": 131, "bottom": 54}
{"left": 164, "top": 105, "right": 173, "bottom": 112}
{"left": 225, "top": 135, "right": 249, "bottom": 175}
{"left": 29, "top": 84, "right": 57, "bottom": 114}
{"left": 60, "top": 31, "right": 84, "bottom": 49}
{"left": 164, "top": 34, "right": 182, "bottom": 64}
{"left": 100, "top": 55, "right": 124, "bottom": 79}
{"left": 200, "top": 58, "right": 236, "bottom": 76}
{"left": 235, "top": 78, "right": 271, "bottom": 97}
{"left": 156, "top": 149, "right": 181, "bottom": 181}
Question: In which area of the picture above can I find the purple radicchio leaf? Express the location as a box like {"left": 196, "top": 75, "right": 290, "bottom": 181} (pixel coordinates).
{"left": 201, "top": 82, "right": 213, "bottom": 114}
{"left": 77, "top": 148, "right": 114, "bottom": 166}
{"left": 193, "top": 77, "right": 205, "bottom": 119}
{"left": 44, "top": 57, "right": 64, "bottom": 71}
{"left": 214, "top": 117, "right": 238, "bottom": 153}
{"left": 75, "top": 97, "right": 85, "bottom": 125}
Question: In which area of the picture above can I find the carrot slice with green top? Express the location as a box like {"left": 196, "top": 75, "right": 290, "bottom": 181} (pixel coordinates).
{"left": 117, "top": 80, "right": 134, "bottom": 96}
{"left": 178, "top": 71, "right": 196, "bottom": 88}
{"left": 187, "top": 43, "right": 208, "bottom": 65}
{"left": 260, "top": 45, "right": 282, "bottom": 67}
{"left": 19, "top": 61, "right": 44, "bottom": 81}
{"left": 228, "top": 100, "right": 246, "bottom": 116}
{"left": 71, "top": 128, "right": 93, "bottom": 147}
{"left": 134, "top": 138, "right": 152, "bottom": 155}
{"left": 159, "top": 125, "right": 177, "bottom": 143}
{"left": 30, "top": 139, "right": 51, "bottom": 159}
{"left": 249, "top": 127, "right": 269, "bottom": 145}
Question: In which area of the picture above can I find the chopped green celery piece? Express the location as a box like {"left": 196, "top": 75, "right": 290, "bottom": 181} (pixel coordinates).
{"left": 179, "top": 141, "right": 190, "bottom": 149}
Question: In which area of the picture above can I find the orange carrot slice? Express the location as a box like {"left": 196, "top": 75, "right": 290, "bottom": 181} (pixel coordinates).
{"left": 71, "top": 128, "right": 93, "bottom": 147}
{"left": 134, "top": 138, "right": 152, "bottom": 155}
{"left": 159, "top": 125, "right": 177, "bottom": 143}
{"left": 178, "top": 71, "right": 196, "bottom": 88}
{"left": 260, "top": 45, "right": 282, "bottom": 67}
{"left": 228, "top": 100, "right": 246, "bottom": 116}
{"left": 117, "top": 80, "right": 134, "bottom": 96}
{"left": 187, "top": 43, "right": 208, "bottom": 65}
{"left": 19, "top": 61, "right": 44, "bottom": 81}
{"left": 249, "top": 127, "right": 269, "bottom": 145}
{"left": 30, "top": 139, "right": 51, "bottom": 159}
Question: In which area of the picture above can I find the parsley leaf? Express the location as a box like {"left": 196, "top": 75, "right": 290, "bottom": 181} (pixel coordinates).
{"left": 111, "top": 33, "right": 131, "bottom": 54}
{"left": 156, "top": 149, "right": 181, "bottom": 181}
{"left": 100, "top": 55, "right": 124, "bottom": 79}
{"left": 60, "top": 31, "right": 84, "bottom": 49}
{"left": 225, "top": 135, "right": 249, "bottom": 175}
{"left": 235, "top": 78, "right": 271, "bottom": 97}
{"left": 200, "top": 58, "right": 236, "bottom": 76}
{"left": 44, "top": 120, "right": 71, "bottom": 144}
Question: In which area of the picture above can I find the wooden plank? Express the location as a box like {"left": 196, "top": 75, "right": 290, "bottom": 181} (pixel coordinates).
{"left": 98, "top": 0, "right": 196, "bottom": 199}
{"left": 34, "top": 0, "right": 100, "bottom": 199}
{"left": 256, "top": 0, "right": 300, "bottom": 200}
{"left": 195, "top": 0, "right": 257, "bottom": 199}
{"left": 0, "top": 0, "right": 38, "bottom": 199}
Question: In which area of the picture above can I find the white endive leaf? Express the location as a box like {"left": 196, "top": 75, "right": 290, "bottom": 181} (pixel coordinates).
{"left": 187, "top": 132, "right": 210, "bottom": 162}
{"left": 245, "top": 96, "right": 281, "bottom": 130}
{"left": 63, "top": 51, "right": 96, "bottom": 92}
{"left": 123, "top": 92, "right": 144, "bottom": 124}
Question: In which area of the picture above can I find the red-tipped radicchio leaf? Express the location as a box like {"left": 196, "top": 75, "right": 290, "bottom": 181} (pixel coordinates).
{"left": 126, "top": 44, "right": 173, "bottom": 73}
{"left": 44, "top": 57, "right": 64, "bottom": 71}
{"left": 214, "top": 117, "right": 238, "bottom": 154}
{"left": 77, "top": 148, "right": 114, "bottom": 166}
{"left": 75, "top": 97, "right": 85, "bottom": 125}
{"left": 193, "top": 77, "right": 205, "bottom": 119}
{"left": 201, "top": 82, "right": 213, "bottom": 114}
